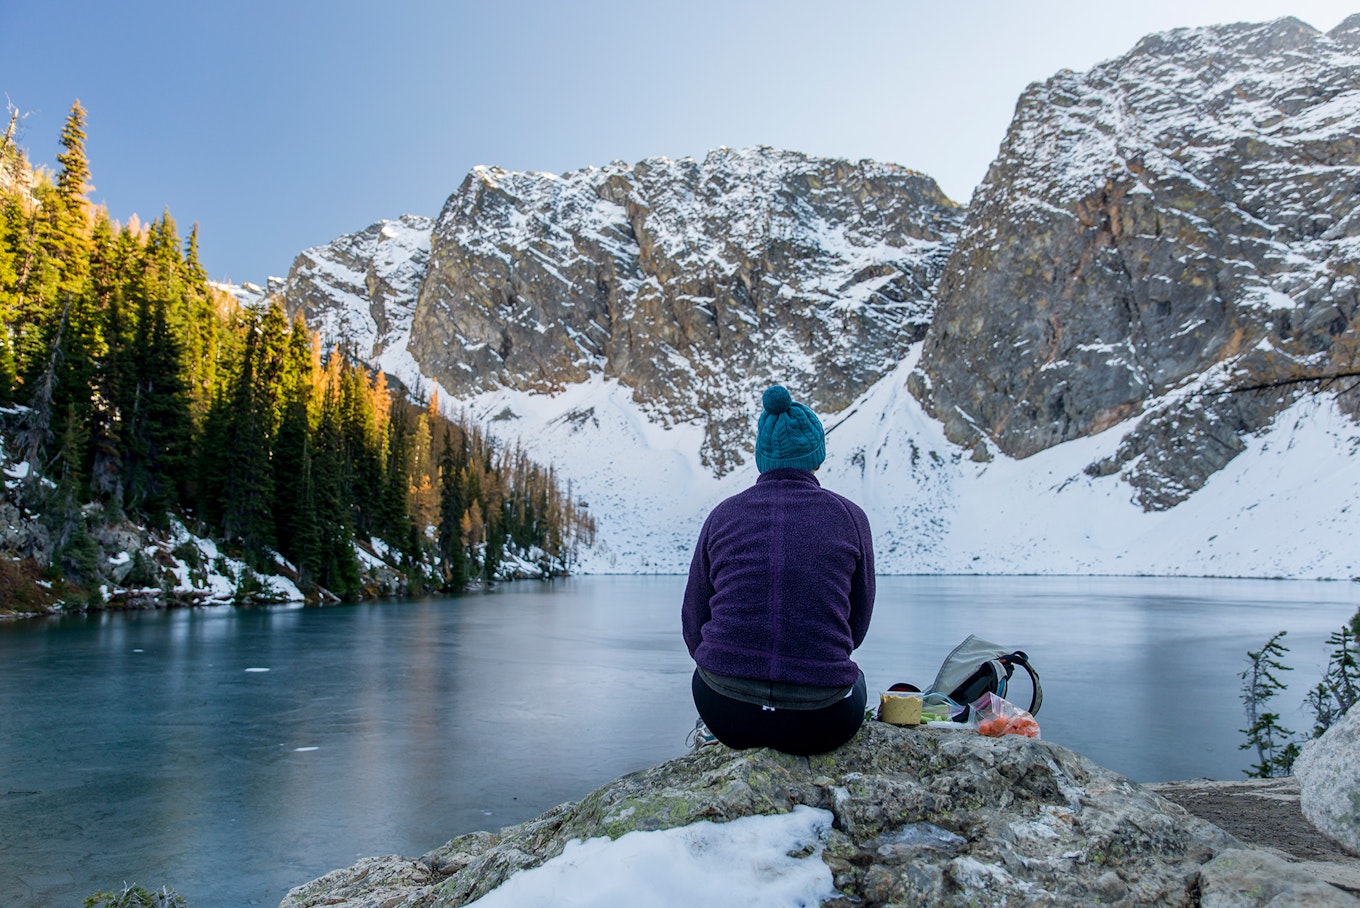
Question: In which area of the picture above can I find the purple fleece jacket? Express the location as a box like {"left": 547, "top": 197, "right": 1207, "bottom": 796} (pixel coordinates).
{"left": 682, "top": 468, "right": 875, "bottom": 688}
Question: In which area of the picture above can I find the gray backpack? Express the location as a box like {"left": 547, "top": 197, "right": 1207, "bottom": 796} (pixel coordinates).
{"left": 927, "top": 635, "right": 1043, "bottom": 720}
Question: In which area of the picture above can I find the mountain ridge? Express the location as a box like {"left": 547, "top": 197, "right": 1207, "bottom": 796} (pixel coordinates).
{"left": 913, "top": 14, "right": 1360, "bottom": 509}
{"left": 285, "top": 145, "right": 961, "bottom": 475}
{"left": 273, "top": 16, "right": 1360, "bottom": 578}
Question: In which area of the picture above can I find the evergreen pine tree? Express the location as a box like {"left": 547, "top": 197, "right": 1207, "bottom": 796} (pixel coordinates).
{"left": 1239, "top": 631, "right": 1301, "bottom": 778}
{"left": 196, "top": 385, "right": 234, "bottom": 528}
{"left": 260, "top": 307, "right": 317, "bottom": 564}
{"left": 379, "top": 403, "right": 415, "bottom": 557}
{"left": 220, "top": 313, "right": 276, "bottom": 562}
{"left": 49, "top": 100, "right": 92, "bottom": 299}
{"left": 0, "top": 164, "right": 21, "bottom": 387}
{"left": 43, "top": 285, "right": 103, "bottom": 492}
{"left": 312, "top": 392, "right": 360, "bottom": 596}
{"left": 46, "top": 401, "right": 91, "bottom": 565}
{"left": 182, "top": 223, "right": 208, "bottom": 286}
{"left": 0, "top": 328, "right": 14, "bottom": 406}
{"left": 336, "top": 360, "right": 381, "bottom": 537}
{"left": 128, "top": 296, "right": 194, "bottom": 521}
{"left": 0, "top": 191, "right": 23, "bottom": 316}
{"left": 176, "top": 225, "right": 226, "bottom": 422}
{"left": 8, "top": 177, "right": 60, "bottom": 380}
{"left": 273, "top": 396, "right": 321, "bottom": 583}
{"left": 55, "top": 101, "right": 91, "bottom": 209}
{"left": 1306, "top": 627, "right": 1359, "bottom": 738}
{"left": 89, "top": 278, "right": 129, "bottom": 504}
{"left": 437, "top": 432, "right": 467, "bottom": 589}
{"left": 15, "top": 103, "right": 101, "bottom": 488}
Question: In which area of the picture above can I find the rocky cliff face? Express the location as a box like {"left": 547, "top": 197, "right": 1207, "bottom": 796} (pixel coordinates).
{"left": 284, "top": 214, "right": 432, "bottom": 363}
{"left": 911, "top": 15, "right": 1360, "bottom": 508}
{"left": 284, "top": 147, "right": 961, "bottom": 474}
{"left": 279, "top": 14, "right": 1360, "bottom": 520}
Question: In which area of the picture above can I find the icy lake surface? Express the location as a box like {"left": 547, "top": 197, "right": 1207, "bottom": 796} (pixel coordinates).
{"left": 1, "top": 574, "right": 1356, "bottom": 908}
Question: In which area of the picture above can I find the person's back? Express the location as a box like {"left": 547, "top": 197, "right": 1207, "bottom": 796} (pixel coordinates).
{"left": 682, "top": 385, "right": 875, "bottom": 755}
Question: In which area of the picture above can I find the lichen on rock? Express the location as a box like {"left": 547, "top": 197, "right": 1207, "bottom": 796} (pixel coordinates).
{"left": 278, "top": 721, "right": 1355, "bottom": 907}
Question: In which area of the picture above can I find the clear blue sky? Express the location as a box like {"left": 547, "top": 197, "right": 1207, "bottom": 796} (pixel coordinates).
{"left": 2, "top": 1, "right": 1355, "bottom": 284}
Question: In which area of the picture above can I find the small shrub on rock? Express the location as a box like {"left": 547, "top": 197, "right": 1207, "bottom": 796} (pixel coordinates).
{"left": 82, "top": 883, "right": 187, "bottom": 908}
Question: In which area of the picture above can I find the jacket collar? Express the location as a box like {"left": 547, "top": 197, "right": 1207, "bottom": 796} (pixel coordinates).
{"left": 756, "top": 468, "right": 821, "bottom": 487}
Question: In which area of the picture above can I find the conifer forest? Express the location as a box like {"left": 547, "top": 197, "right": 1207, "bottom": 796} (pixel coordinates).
{"left": 0, "top": 101, "right": 595, "bottom": 608}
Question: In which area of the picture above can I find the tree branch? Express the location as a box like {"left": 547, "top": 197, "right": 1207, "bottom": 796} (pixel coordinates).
{"left": 1210, "top": 368, "right": 1360, "bottom": 396}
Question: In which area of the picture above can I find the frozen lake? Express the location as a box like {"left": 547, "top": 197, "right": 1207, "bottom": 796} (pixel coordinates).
{"left": 1, "top": 574, "right": 1355, "bottom": 907}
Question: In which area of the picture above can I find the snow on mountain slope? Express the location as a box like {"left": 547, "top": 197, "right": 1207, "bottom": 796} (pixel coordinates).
{"left": 833, "top": 356, "right": 1360, "bottom": 579}
{"left": 313, "top": 147, "right": 961, "bottom": 477}
{"left": 264, "top": 248, "right": 1360, "bottom": 580}
{"left": 285, "top": 214, "right": 433, "bottom": 360}
{"left": 264, "top": 17, "right": 1360, "bottom": 581}
{"left": 421, "top": 347, "right": 1360, "bottom": 579}
{"left": 916, "top": 15, "right": 1360, "bottom": 510}
{"left": 448, "top": 377, "right": 716, "bottom": 572}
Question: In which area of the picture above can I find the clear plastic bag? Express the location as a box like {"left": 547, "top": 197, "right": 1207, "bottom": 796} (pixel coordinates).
{"left": 921, "top": 692, "right": 965, "bottom": 723}
{"left": 971, "top": 692, "right": 1040, "bottom": 738}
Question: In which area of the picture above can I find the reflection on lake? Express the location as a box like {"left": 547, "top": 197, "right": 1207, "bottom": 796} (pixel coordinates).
{"left": 1, "top": 574, "right": 1355, "bottom": 908}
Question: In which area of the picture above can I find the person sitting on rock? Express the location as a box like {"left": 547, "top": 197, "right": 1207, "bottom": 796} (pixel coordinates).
{"left": 682, "top": 384, "right": 875, "bottom": 755}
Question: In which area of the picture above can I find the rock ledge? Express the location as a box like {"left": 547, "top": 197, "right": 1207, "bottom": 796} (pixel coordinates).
{"left": 280, "top": 722, "right": 1359, "bottom": 907}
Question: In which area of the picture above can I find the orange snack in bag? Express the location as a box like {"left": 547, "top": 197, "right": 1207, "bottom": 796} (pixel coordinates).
{"left": 972, "top": 692, "right": 1041, "bottom": 739}
{"left": 977, "top": 716, "right": 1007, "bottom": 737}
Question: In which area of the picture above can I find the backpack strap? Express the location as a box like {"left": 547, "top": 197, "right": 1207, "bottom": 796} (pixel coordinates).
{"left": 1000, "top": 651, "right": 1043, "bottom": 716}
{"left": 946, "top": 660, "right": 1009, "bottom": 719}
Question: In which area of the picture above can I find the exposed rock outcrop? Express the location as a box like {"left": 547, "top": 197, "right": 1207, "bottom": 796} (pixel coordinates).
{"left": 284, "top": 214, "right": 432, "bottom": 364}
{"left": 1, "top": 409, "right": 305, "bottom": 612}
{"left": 1297, "top": 706, "right": 1360, "bottom": 858}
{"left": 1152, "top": 776, "right": 1360, "bottom": 894}
{"left": 278, "top": 722, "right": 1357, "bottom": 907}
{"left": 279, "top": 14, "right": 1360, "bottom": 521}
{"left": 284, "top": 147, "right": 962, "bottom": 475}
{"left": 912, "top": 16, "right": 1360, "bottom": 507}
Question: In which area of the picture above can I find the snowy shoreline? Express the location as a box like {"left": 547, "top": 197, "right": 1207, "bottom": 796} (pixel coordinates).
{"left": 7, "top": 564, "right": 1356, "bottom": 624}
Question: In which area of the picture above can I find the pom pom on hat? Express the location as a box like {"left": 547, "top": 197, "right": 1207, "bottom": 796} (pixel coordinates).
{"left": 762, "top": 385, "right": 793, "bottom": 415}
{"left": 755, "top": 385, "right": 825, "bottom": 472}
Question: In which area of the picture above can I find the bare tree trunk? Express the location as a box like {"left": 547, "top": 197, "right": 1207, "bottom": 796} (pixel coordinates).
{"left": 0, "top": 101, "right": 22, "bottom": 185}
{"left": 0, "top": 106, "right": 16, "bottom": 153}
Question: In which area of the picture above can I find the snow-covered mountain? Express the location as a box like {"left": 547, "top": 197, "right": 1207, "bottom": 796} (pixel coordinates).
{"left": 433, "top": 353, "right": 1360, "bottom": 578}
{"left": 273, "top": 15, "right": 1360, "bottom": 580}
{"left": 284, "top": 147, "right": 961, "bottom": 475}
{"left": 915, "top": 14, "right": 1360, "bottom": 510}
{"left": 284, "top": 213, "right": 433, "bottom": 366}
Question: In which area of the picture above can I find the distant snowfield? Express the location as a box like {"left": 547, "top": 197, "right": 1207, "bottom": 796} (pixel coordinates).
{"left": 374, "top": 338, "right": 1360, "bottom": 581}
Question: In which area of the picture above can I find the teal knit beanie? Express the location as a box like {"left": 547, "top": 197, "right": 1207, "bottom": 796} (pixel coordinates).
{"left": 755, "top": 385, "right": 825, "bottom": 472}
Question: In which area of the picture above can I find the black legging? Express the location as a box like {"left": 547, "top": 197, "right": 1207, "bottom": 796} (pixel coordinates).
{"left": 691, "top": 668, "right": 867, "bottom": 756}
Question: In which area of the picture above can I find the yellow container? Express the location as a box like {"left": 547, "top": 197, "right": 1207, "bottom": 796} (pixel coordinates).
{"left": 879, "top": 691, "right": 923, "bottom": 725}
